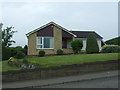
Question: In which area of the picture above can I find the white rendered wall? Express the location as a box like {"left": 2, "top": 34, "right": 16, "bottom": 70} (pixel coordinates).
{"left": 75, "top": 38, "right": 102, "bottom": 51}
{"left": 97, "top": 39, "right": 102, "bottom": 51}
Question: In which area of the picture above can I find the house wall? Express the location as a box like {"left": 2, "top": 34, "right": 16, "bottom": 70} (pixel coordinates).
{"left": 28, "top": 32, "right": 55, "bottom": 55}
{"left": 53, "top": 26, "right": 62, "bottom": 50}
{"left": 62, "top": 48, "right": 73, "bottom": 54}
{"left": 28, "top": 32, "right": 37, "bottom": 55}
{"left": 67, "top": 39, "right": 72, "bottom": 48}
{"left": 37, "top": 25, "right": 53, "bottom": 37}
{"left": 62, "top": 30, "right": 73, "bottom": 38}
{"left": 97, "top": 39, "right": 102, "bottom": 51}
{"left": 75, "top": 38, "right": 102, "bottom": 51}
{"left": 28, "top": 25, "right": 74, "bottom": 55}
{"left": 28, "top": 30, "right": 102, "bottom": 55}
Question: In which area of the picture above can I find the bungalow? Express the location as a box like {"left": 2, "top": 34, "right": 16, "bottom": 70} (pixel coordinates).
{"left": 26, "top": 22, "right": 103, "bottom": 55}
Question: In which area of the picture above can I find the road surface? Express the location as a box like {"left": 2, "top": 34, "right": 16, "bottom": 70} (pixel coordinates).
{"left": 37, "top": 76, "right": 118, "bottom": 88}
{"left": 2, "top": 70, "right": 119, "bottom": 88}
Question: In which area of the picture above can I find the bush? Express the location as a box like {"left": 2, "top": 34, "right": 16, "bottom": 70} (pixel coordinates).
{"left": 86, "top": 34, "right": 99, "bottom": 53}
{"left": 71, "top": 40, "right": 83, "bottom": 53}
{"left": 2, "top": 47, "right": 11, "bottom": 60}
{"left": 56, "top": 49, "right": 64, "bottom": 55}
{"left": 10, "top": 46, "right": 26, "bottom": 57}
{"left": 15, "top": 51, "right": 25, "bottom": 59}
{"left": 101, "top": 45, "right": 120, "bottom": 53}
{"left": 22, "top": 58, "right": 29, "bottom": 64}
{"left": 105, "top": 37, "right": 120, "bottom": 45}
{"left": 8, "top": 57, "right": 16, "bottom": 62}
{"left": 39, "top": 51, "right": 45, "bottom": 57}
{"left": 2, "top": 46, "right": 27, "bottom": 60}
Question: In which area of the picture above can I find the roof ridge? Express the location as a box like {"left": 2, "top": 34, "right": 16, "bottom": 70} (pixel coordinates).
{"left": 26, "top": 22, "right": 77, "bottom": 37}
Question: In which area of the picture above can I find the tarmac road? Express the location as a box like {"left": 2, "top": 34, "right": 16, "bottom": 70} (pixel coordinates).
{"left": 2, "top": 70, "right": 119, "bottom": 89}
{"left": 38, "top": 76, "right": 118, "bottom": 88}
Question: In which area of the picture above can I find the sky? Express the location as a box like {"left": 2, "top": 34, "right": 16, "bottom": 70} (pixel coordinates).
{"left": 1, "top": 2, "right": 118, "bottom": 47}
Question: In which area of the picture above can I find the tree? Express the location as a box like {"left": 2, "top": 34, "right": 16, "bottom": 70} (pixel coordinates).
{"left": 86, "top": 34, "right": 99, "bottom": 53}
{"left": 0, "top": 23, "right": 3, "bottom": 61}
{"left": 2, "top": 26, "right": 17, "bottom": 47}
{"left": 71, "top": 40, "right": 83, "bottom": 53}
{"left": 2, "top": 25, "right": 17, "bottom": 60}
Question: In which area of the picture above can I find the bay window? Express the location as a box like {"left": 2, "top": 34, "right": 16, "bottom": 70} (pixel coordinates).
{"left": 36, "top": 37, "right": 53, "bottom": 49}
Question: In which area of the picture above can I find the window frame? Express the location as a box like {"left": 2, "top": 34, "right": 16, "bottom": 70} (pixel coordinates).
{"left": 36, "top": 37, "right": 54, "bottom": 49}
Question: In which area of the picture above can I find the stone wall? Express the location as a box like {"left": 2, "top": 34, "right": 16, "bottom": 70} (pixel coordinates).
{"left": 2, "top": 60, "right": 118, "bottom": 83}
{"left": 62, "top": 48, "right": 73, "bottom": 54}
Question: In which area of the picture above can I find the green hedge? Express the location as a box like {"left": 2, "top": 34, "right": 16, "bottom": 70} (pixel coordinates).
{"left": 71, "top": 40, "right": 83, "bottom": 53}
{"left": 101, "top": 45, "right": 120, "bottom": 53}
{"left": 2, "top": 46, "right": 27, "bottom": 60}
{"left": 56, "top": 49, "right": 64, "bottom": 55}
{"left": 39, "top": 51, "right": 45, "bottom": 57}
{"left": 86, "top": 34, "right": 99, "bottom": 53}
{"left": 2, "top": 47, "right": 11, "bottom": 60}
{"left": 15, "top": 51, "right": 25, "bottom": 59}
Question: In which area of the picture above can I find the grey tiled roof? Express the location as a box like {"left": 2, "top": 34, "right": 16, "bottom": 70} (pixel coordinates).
{"left": 71, "top": 31, "right": 103, "bottom": 39}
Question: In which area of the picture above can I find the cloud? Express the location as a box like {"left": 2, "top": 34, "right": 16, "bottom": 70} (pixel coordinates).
{"left": 1, "top": 2, "right": 118, "bottom": 47}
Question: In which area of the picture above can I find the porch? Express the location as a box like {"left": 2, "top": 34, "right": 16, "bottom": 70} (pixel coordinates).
{"left": 62, "top": 37, "right": 73, "bottom": 49}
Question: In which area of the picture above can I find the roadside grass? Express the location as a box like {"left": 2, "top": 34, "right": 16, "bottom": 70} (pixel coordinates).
{"left": 1, "top": 53, "right": 119, "bottom": 72}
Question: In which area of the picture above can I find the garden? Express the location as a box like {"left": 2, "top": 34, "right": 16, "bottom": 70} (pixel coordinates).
{"left": 1, "top": 53, "right": 119, "bottom": 72}
{"left": 1, "top": 25, "right": 120, "bottom": 72}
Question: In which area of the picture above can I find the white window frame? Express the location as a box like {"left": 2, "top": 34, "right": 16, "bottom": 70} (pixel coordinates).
{"left": 36, "top": 37, "right": 54, "bottom": 49}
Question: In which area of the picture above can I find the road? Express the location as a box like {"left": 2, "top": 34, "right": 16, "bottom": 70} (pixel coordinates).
{"left": 37, "top": 76, "right": 118, "bottom": 88}
{"left": 2, "top": 70, "right": 118, "bottom": 88}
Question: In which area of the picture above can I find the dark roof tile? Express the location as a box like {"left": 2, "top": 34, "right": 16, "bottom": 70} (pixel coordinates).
{"left": 71, "top": 31, "right": 103, "bottom": 39}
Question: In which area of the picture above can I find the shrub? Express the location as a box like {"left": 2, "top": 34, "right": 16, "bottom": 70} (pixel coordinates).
{"left": 39, "top": 51, "right": 45, "bottom": 57}
{"left": 2, "top": 46, "right": 27, "bottom": 60}
{"left": 2, "top": 47, "right": 11, "bottom": 60}
{"left": 15, "top": 51, "right": 25, "bottom": 59}
{"left": 10, "top": 46, "right": 26, "bottom": 57}
{"left": 22, "top": 58, "right": 29, "bottom": 64}
{"left": 9, "top": 47, "right": 17, "bottom": 57}
{"left": 71, "top": 40, "right": 83, "bottom": 53}
{"left": 56, "top": 49, "right": 64, "bottom": 55}
{"left": 8, "top": 57, "right": 15, "bottom": 61}
{"left": 86, "top": 34, "right": 99, "bottom": 53}
{"left": 8, "top": 57, "right": 18, "bottom": 63}
{"left": 105, "top": 37, "right": 120, "bottom": 45}
{"left": 101, "top": 45, "right": 120, "bottom": 53}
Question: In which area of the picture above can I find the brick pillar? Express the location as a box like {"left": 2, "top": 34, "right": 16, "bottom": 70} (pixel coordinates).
{"left": 53, "top": 26, "right": 62, "bottom": 53}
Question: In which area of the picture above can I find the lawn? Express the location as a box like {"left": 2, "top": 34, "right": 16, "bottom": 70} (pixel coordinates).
{"left": 28, "top": 53, "right": 119, "bottom": 67}
{"left": 1, "top": 60, "right": 22, "bottom": 72}
{"left": 1, "top": 53, "right": 119, "bottom": 72}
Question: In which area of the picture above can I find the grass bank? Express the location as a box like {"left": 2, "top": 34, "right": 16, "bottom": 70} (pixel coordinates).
{"left": 2, "top": 53, "right": 119, "bottom": 72}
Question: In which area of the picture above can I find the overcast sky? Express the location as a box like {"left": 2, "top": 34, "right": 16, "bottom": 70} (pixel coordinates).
{"left": 1, "top": 2, "right": 118, "bottom": 47}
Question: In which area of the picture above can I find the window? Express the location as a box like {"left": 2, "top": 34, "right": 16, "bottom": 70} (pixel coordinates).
{"left": 36, "top": 37, "right": 53, "bottom": 49}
